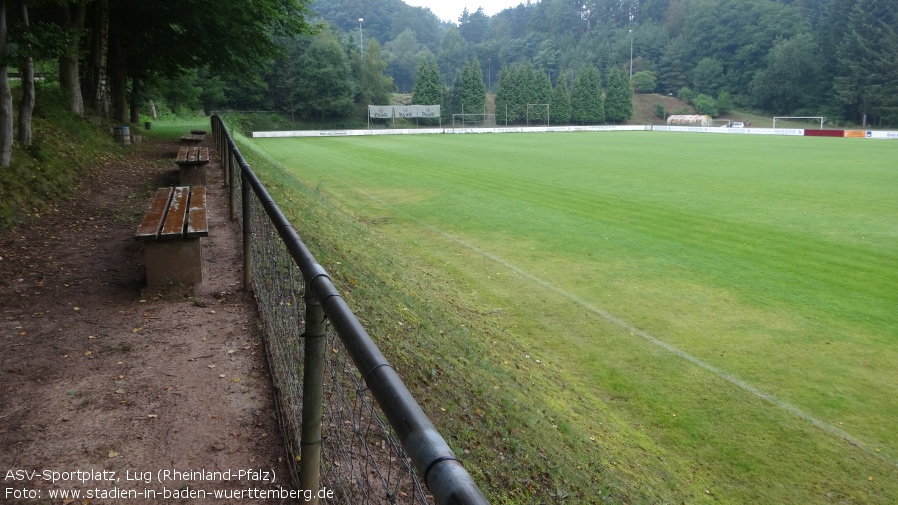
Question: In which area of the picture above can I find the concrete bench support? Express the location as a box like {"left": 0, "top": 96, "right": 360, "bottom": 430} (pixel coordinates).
{"left": 135, "top": 186, "right": 208, "bottom": 287}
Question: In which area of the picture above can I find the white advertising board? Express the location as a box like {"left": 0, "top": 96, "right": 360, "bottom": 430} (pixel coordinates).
{"left": 864, "top": 131, "right": 898, "bottom": 140}
{"left": 652, "top": 126, "right": 805, "bottom": 136}
{"left": 254, "top": 125, "right": 648, "bottom": 138}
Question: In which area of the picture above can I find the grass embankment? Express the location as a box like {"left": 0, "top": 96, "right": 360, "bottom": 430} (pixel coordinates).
{"left": 0, "top": 88, "right": 125, "bottom": 230}
{"left": 240, "top": 131, "right": 898, "bottom": 503}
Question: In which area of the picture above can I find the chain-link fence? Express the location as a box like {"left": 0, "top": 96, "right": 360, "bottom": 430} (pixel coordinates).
{"left": 212, "top": 116, "right": 487, "bottom": 505}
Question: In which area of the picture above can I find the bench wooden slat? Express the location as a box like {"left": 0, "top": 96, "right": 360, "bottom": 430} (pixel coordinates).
{"left": 186, "top": 186, "right": 208, "bottom": 237}
{"left": 175, "top": 146, "right": 210, "bottom": 166}
{"left": 159, "top": 187, "right": 190, "bottom": 239}
{"left": 135, "top": 187, "right": 174, "bottom": 241}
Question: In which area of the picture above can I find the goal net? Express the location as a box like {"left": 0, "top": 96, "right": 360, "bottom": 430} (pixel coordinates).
{"left": 452, "top": 114, "right": 497, "bottom": 128}
{"left": 773, "top": 116, "right": 826, "bottom": 129}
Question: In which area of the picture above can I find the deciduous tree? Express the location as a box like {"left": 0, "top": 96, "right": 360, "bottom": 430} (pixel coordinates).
{"left": 293, "top": 30, "right": 355, "bottom": 122}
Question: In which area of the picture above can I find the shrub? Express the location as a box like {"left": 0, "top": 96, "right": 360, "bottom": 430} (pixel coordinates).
{"left": 677, "top": 86, "right": 696, "bottom": 104}
{"left": 693, "top": 93, "right": 718, "bottom": 116}
{"left": 631, "top": 70, "right": 657, "bottom": 94}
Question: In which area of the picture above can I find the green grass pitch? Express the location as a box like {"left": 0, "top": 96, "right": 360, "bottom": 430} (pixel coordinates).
{"left": 251, "top": 131, "right": 898, "bottom": 503}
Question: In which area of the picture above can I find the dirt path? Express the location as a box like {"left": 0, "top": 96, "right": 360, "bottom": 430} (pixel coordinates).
{"left": 0, "top": 135, "right": 290, "bottom": 504}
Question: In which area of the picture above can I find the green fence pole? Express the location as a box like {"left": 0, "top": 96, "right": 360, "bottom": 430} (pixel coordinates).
{"left": 299, "top": 282, "right": 326, "bottom": 503}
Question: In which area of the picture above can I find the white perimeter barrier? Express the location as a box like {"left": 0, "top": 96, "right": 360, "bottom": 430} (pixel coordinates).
{"left": 253, "top": 125, "right": 647, "bottom": 138}
{"left": 651, "top": 125, "right": 805, "bottom": 136}
{"left": 865, "top": 131, "right": 898, "bottom": 140}
{"left": 253, "top": 124, "right": 897, "bottom": 139}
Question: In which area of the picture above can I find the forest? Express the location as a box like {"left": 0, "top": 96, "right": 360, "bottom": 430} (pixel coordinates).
{"left": 262, "top": 0, "right": 895, "bottom": 129}
{"left": 0, "top": 0, "right": 894, "bottom": 166}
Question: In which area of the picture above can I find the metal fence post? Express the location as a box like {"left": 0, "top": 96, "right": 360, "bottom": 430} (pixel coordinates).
{"left": 222, "top": 130, "right": 230, "bottom": 189}
{"left": 230, "top": 152, "right": 238, "bottom": 222}
{"left": 242, "top": 171, "right": 253, "bottom": 291}
{"left": 299, "top": 279, "right": 327, "bottom": 503}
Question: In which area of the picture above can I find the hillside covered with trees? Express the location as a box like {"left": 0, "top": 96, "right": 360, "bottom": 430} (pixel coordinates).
{"left": 263, "top": 0, "right": 896, "bottom": 128}
{"left": 0, "top": 0, "right": 894, "bottom": 168}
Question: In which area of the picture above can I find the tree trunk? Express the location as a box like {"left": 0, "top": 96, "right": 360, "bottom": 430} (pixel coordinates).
{"left": 129, "top": 78, "right": 140, "bottom": 124}
{"left": 0, "top": 0, "right": 13, "bottom": 167}
{"left": 57, "top": 3, "right": 87, "bottom": 116}
{"left": 17, "top": 0, "right": 35, "bottom": 146}
{"left": 109, "top": 24, "right": 128, "bottom": 123}
{"left": 92, "top": 0, "right": 110, "bottom": 116}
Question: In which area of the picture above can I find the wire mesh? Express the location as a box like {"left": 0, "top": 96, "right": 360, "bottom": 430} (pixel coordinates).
{"left": 231, "top": 144, "right": 431, "bottom": 504}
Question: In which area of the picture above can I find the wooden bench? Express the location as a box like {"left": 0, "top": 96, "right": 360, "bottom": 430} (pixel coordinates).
{"left": 175, "top": 146, "right": 210, "bottom": 186}
{"left": 181, "top": 134, "right": 204, "bottom": 143}
{"left": 190, "top": 129, "right": 207, "bottom": 135}
{"left": 135, "top": 186, "right": 208, "bottom": 287}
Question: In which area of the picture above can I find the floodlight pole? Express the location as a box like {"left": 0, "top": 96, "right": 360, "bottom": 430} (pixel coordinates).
{"left": 358, "top": 18, "right": 364, "bottom": 58}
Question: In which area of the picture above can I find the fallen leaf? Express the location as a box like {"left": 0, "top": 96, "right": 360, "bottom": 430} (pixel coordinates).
{"left": 108, "top": 450, "right": 119, "bottom": 458}
{"left": 233, "top": 378, "right": 240, "bottom": 383}
{"left": 219, "top": 374, "right": 226, "bottom": 378}
{"left": 116, "top": 389, "right": 125, "bottom": 394}
{"left": 227, "top": 350, "right": 236, "bottom": 355}
{"left": 208, "top": 364, "right": 215, "bottom": 369}
{"left": 132, "top": 327, "right": 142, "bottom": 333}
{"left": 84, "top": 351, "right": 92, "bottom": 356}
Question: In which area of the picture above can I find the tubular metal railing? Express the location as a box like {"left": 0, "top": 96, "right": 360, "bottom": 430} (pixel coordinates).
{"left": 211, "top": 116, "right": 488, "bottom": 505}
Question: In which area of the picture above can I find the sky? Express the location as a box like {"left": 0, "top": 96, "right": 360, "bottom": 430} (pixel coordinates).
{"left": 400, "top": 0, "right": 530, "bottom": 24}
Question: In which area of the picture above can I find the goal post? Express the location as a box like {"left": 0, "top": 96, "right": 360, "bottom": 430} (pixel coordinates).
{"left": 452, "top": 113, "right": 496, "bottom": 128}
{"left": 526, "top": 104, "right": 550, "bottom": 127}
{"left": 773, "top": 116, "right": 826, "bottom": 129}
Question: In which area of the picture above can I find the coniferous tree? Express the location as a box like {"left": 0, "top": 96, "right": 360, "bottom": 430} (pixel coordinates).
{"left": 460, "top": 58, "right": 487, "bottom": 119}
{"left": 412, "top": 57, "right": 443, "bottom": 106}
{"left": 443, "top": 67, "right": 463, "bottom": 124}
{"left": 835, "top": 0, "right": 898, "bottom": 124}
{"left": 549, "top": 80, "right": 571, "bottom": 125}
{"left": 571, "top": 65, "right": 604, "bottom": 124}
{"left": 529, "top": 67, "right": 552, "bottom": 124}
{"left": 605, "top": 66, "right": 633, "bottom": 123}
{"left": 658, "top": 35, "right": 689, "bottom": 94}
{"left": 412, "top": 57, "right": 443, "bottom": 125}
{"left": 494, "top": 64, "right": 515, "bottom": 125}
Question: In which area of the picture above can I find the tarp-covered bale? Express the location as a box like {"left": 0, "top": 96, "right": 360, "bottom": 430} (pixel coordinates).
{"left": 666, "top": 115, "right": 713, "bottom": 127}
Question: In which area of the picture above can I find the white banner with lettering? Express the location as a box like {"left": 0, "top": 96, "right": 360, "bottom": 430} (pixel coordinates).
{"left": 368, "top": 106, "right": 393, "bottom": 119}
{"left": 418, "top": 105, "right": 440, "bottom": 118}
{"left": 368, "top": 105, "right": 440, "bottom": 119}
{"left": 394, "top": 105, "right": 418, "bottom": 119}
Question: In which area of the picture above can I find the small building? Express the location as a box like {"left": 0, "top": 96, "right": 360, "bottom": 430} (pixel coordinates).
{"left": 666, "top": 115, "right": 713, "bottom": 127}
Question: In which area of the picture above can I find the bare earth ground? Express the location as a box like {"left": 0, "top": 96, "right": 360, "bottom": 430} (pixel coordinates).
{"left": 0, "top": 135, "right": 292, "bottom": 504}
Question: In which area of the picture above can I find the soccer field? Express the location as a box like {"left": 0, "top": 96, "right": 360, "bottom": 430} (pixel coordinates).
{"left": 251, "top": 131, "right": 898, "bottom": 503}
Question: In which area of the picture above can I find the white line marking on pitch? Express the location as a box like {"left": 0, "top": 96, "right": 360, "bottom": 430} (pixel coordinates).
{"left": 341, "top": 181, "right": 896, "bottom": 468}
